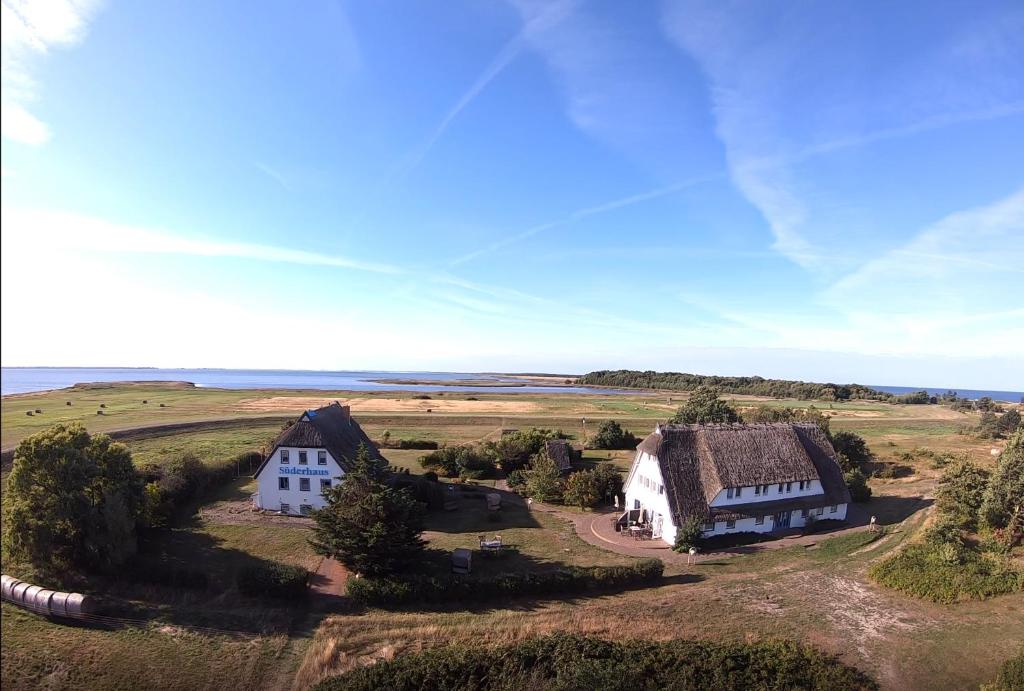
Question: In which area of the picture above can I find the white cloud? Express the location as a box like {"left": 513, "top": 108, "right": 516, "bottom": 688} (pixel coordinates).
{"left": 0, "top": 207, "right": 405, "bottom": 274}
{"left": 661, "top": 0, "right": 1024, "bottom": 271}
{"left": 1, "top": 0, "right": 104, "bottom": 145}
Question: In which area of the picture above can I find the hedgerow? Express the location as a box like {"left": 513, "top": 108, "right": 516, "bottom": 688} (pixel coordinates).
{"left": 346, "top": 559, "right": 663, "bottom": 607}
{"left": 314, "top": 634, "right": 877, "bottom": 690}
{"left": 236, "top": 562, "right": 309, "bottom": 599}
{"left": 868, "top": 542, "right": 1022, "bottom": 604}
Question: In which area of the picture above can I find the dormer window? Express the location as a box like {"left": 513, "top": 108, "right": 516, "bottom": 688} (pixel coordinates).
{"left": 281, "top": 450, "right": 290, "bottom": 464}
{"left": 726, "top": 487, "right": 734, "bottom": 499}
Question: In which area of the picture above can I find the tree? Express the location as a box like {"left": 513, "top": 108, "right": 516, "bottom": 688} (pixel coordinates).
{"left": 980, "top": 429, "right": 1024, "bottom": 530}
{"left": 1, "top": 423, "right": 144, "bottom": 571}
{"left": 525, "top": 451, "right": 564, "bottom": 503}
{"left": 563, "top": 470, "right": 601, "bottom": 509}
{"left": 997, "top": 409, "right": 1022, "bottom": 437}
{"left": 484, "top": 428, "right": 567, "bottom": 473}
{"left": 672, "top": 517, "right": 704, "bottom": 552}
{"left": 844, "top": 469, "right": 872, "bottom": 503}
{"left": 935, "top": 460, "right": 989, "bottom": 530}
{"left": 744, "top": 405, "right": 831, "bottom": 435}
{"left": 589, "top": 420, "right": 638, "bottom": 450}
{"left": 670, "top": 387, "right": 741, "bottom": 424}
{"left": 592, "top": 463, "right": 624, "bottom": 504}
{"left": 830, "top": 431, "right": 872, "bottom": 472}
{"left": 309, "top": 444, "right": 425, "bottom": 578}
{"left": 419, "top": 445, "right": 494, "bottom": 479}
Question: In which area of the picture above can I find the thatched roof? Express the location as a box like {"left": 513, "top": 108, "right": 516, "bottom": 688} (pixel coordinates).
{"left": 545, "top": 439, "right": 575, "bottom": 472}
{"left": 254, "top": 402, "right": 384, "bottom": 477}
{"left": 639, "top": 423, "right": 851, "bottom": 523}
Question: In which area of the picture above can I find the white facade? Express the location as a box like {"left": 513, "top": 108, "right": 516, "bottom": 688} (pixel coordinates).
{"left": 623, "top": 450, "right": 677, "bottom": 544}
{"left": 623, "top": 446, "right": 848, "bottom": 545}
{"left": 254, "top": 445, "right": 346, "bottom": 516}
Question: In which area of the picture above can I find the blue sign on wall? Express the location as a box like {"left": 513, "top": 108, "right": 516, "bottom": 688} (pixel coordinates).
{"left": 280, "top": 466, "right": 330, "bottom": 476}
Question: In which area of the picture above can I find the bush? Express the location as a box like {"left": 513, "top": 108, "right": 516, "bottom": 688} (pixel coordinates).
{"left": 591, "top": 463, "right": 623, "bottom": 503}
{"left": 411, "top": 394, "right": 432, "bottom": 400}
{"left": 985, "top": 647, "right": 1024, "bottom": 691}
{"left": 844, "top": 469, "right": 872, "bottom": 502}
{"left": 236, "top": 562, "right": 309, "bottom": 599}
{"left": 588, "top": 420, "right": 638, "bottom": 450}
{"left": 420, "top": 445, "right": 493, "bottom": 478}
{"left": 935, "top": 460, "right": 989, "bottom": 530}
{"left": 314, "top": 634, "right": 876, "bottom": 691}
{"left": 525, "top": 451, "right": 564, "bottom": 502}
{"left": 347, "top": 559, "right": 664, "bottom": 607}
{"left": 869, "top": 541, "right": 1022, "bottom": 603}
{"left": 831, "top": 431, "right": 873, "bottom": 471}
{"left": 395, "top": 439, "right": 438, "bottom": 450}
{"left": 980, "top": 429, "right": 1024, "bottom": 530}
{"left": 483, "top": 428, "right": 568, "bottom": 473}
{"left": 563, "top": 470, "right": 601, "bottom": 509}
{"left": 672, "top": 517, "right": 704, "bottom": 552}
{"left": 505, "top": 469, "right": 527, "bottom": 490}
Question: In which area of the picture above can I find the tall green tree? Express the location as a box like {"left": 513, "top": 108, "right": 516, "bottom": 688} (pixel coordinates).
{"left": 1, "top": 423, "right": 143, "bottom": 571}
{"left": 935, "top": 460, "right": 989, "bottom": 530}
{"left": 830, "top": 431, "right": 873, "bottom": 472}
{"left": 563, "top": 470, "right": 601, "bottom": 509}
{"left": 589, "top": 420, "right": 638, "bottom": 450}
{"left": 670, "top": 386, "right": 741, "bottom": 424}
{"left": 525, "top": 450, "right": 564, "bottom": 503}
{"left": 981, "top": 429, "right": 1024, "bottom": 530}
{"left": 484, "top": 428, "right": 567, "bottom": 472}
{"left": 309, "top": 444, "right": 426, "bottom": 578}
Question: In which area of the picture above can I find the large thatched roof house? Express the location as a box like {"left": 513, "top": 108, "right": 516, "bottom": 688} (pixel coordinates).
{"left": 253, "top": 402, "right": 384, "bottom": 516}
{"left": 623, "top": 422, "right": 851, "bottom": 544}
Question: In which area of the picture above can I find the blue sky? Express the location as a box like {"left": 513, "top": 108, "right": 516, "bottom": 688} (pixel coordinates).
{"left": 1, "top": 0, "right": 1022, "bottom": 389}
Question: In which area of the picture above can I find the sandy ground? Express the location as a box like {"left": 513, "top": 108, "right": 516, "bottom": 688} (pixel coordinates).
{"left": 234, "top": 396, "right": 540, "bottom": 414}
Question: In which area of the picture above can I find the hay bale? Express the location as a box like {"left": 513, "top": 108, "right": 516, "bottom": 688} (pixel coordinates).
{"left": 159, "top": 403, "right": 166, "bottom": 408}
{"left": 99, "top": 403, "right": 106, "bottom": 408}
{"left": 66, "top": 401, "right": 72, "bottom": 406}
{"left": 142, "top": 400, "right": 148, "bottom": 404}
{"left": 34, "top": 409, "right": 42, "bottom": 414}
{"left": 25, "top": 411, "right": 33, "bottom": 416}
{"left": 97, "top": 410, "right": 104, "bottom": 415}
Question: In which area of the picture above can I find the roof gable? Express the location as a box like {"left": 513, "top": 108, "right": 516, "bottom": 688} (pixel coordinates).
{"left": 254, "top": 402, "right": 385, "bottom": 478}
{"left": 640, "top": 422, "right": 851, "bottom": 523}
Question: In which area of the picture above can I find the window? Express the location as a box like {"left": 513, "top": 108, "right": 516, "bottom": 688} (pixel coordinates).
{"left": 658, "top": 484, "right": 664, "bottom": 495}
{"left": 778, "top": 483, "right": 783, "bottom": 492}
{"left": 318, "top": 450, "right": 327, "bottom": 465}
{"left": 281, "top": 450, "right": 290, "bottom": 464}
{"left": 754, "top": 485, "right": 761, "bottom": 496}
{"left": 786, "top": 482, "right": 793, "bottom": 493}
{"left": 703, "top": 521, "right": 715, "bottom": 531}
{"left": 735, "top": 487, "right": 742, "bottom": 498}
{"left": 798, "top": 480, "right": 804, "bottom": 490}
{"left": 279, "top": 502, "right": 291, "bottom": 514}
{"left": 300, "top": 504, "right": 313, "bottom": 516}
{"left": 806, "top": 480, "right": 814, "bottom": 490}
{"left": 726, "top": 487, "right": 734, "bottom": 499}
{"left": 300, "top": 478, "right": 310, "bottom": 491}
{"left": 800, "top": 509, "right": 809, "bottom": 518}
{"left": 816, "top": 507, "right": 824, "bottom": 516}
{"left": 755, "top": 515, "right": 764, "bottom": 525}
{"left": 830, "top": 504, "right": 838, "bottom": 513}
{"left": 634, "top": 499, "right": 640, "bottom": 510}
{"left": 278, "top": 477, "right": 289, "bottom": 490}
{"left": 320, "top": 479, "right": 331, "bottom": 492}
{"left": 299, "top": 451, "right": 308, "bottom": 465}
{"left": 726, "top": 519, "right": 736, "bottom": 529}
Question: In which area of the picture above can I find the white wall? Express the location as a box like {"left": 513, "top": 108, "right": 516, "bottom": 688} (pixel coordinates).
{"left": 701, "top": 502, "right": 848, "bottom": 536}
{"left": 623, "top": 450, "right": 677, "bottom": 543}
{"left": 255, "top": 446, "right": 346, "bottom": 515}
{"left": 709, "top": 479, "right": 823, "bottom": 507}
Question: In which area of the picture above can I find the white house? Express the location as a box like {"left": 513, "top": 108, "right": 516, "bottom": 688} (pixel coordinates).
{"left": 253, "top": 402, "right": 384, "bottom": 516}
{"left": 623, "top": 422, "right": 851, "bottom": 545}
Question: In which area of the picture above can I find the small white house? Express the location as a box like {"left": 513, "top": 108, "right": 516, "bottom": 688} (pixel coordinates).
{"left": 253, "top": 402, "right": 384, "bottom": 516}
{"left": 623, "top": 422, "right": 851, "bottom": 545}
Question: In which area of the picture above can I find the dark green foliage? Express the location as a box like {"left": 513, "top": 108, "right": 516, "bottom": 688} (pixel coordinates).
{"left": 127, "top": 560, "right": 209, "bottom": 590}
{"left": 236, "top": 562, "right": 309, "bottom": 599}
{"left": 591, "top": 463, "right": 623, "bottom": 503}
{"left": 935, "top": 461, "right": 989, "bottom": 530}
{"left": 484, "top": 428, "right": 568, "bottom": 473}
{"left": 383, "top": 439, "right": 439, "bottom": 450}
{"left": 670, "top": 386, "right": 741, "bottom": 424}
{"left": 310, "top": 444, "right": 426, "bottom": 578}
{"left": 894, "top": 390, "right": 934, "bottom": 404}
{"left": 672, "top": 517, "right": 704, "bottom": 553}
{"left": 525, "top": 451, "right": 564, "bottom": 502}
{"left": 580, "top": 369, "right": 893, "bottom": 402}
{"left": 315, "top": 633, "right": 876, "bottom": 691}
{"left": 589, "top": 420, "right": 638, "bottom": 450}
{"left": 978, "top": 409, "right": 1021, "bottom": 439}
{"left": 419, "top": 445, "right": 494, "bottom": 478}
{"left": 981, "top": 429, "right": 1024, "bottom": 530}
{"left": 346, "top": 559, "right": 664, "bottom": 607}
{"left": 563, "top": 470, "right": 601, "bottom": 509}
{"left": 987, "top": 646, "right": 1024, "bottom": 691}
{"left": 1, "top": 423, "right": 144, "bottom": 572}
{"left": 743, "top": 405, "right": 831, "bottom": 435}
{"left": 843, "top": 469, "right": 872, "bottom": 503}
{"left": 505, "top": 469, "right": 527, "bottom": 490}
{"left": 868, "top": 541, "right": 1022, "bottom": 603}
{"left": 138, "top": 451, "right": 242, "bottom": 528}
{"left": 830, "top": 431, "right": 872, "bottom": 471}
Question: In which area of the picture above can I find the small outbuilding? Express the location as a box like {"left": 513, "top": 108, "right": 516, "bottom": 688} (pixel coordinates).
{"left": 545, "top": 439, "right": 578, "bottom": 473}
